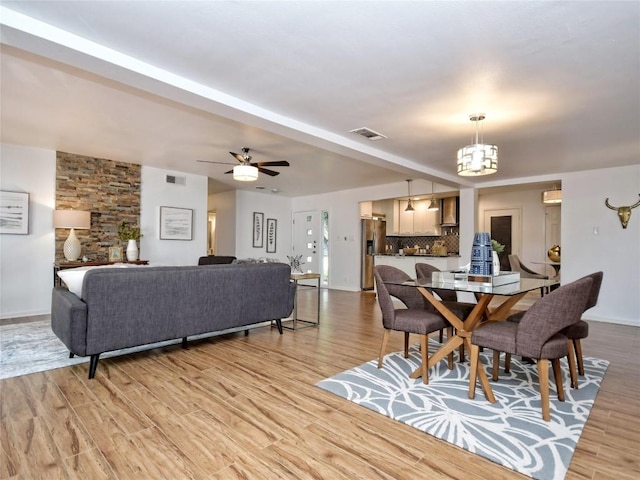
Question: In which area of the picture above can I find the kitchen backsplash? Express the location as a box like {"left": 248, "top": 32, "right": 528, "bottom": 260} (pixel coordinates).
{"left": 386, "top": 235, "right": 460, "bottom": 255}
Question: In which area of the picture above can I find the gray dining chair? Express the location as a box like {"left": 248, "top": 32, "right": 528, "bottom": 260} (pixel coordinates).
{"left": 500, "top": 271, "right": 604, "bottom": 389}
{"left": 374, "top": 265, "right": 452, "bottom": 384}
{"left": 468, "top": 276, "right": 593, "bottom": 421}
{"left": 415, "top": 262, "right": 476, "bottom": 359}
{"left": 508, "top": 254, "right": 549, "bottom": 296}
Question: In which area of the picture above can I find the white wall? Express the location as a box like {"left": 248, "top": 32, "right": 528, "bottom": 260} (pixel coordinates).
{"left": 477, "top": 187, "right": 551, "bottom": 274}
{"left": 209, "top": 190, "right": 236, "bottom": 256}
{"left": 0, "top": 144, "right": 56, "bottom": 319}
{"left": 140, "top": 166, "right": 208, "bottom": 265}
{"left": 561, "top": 165, "right": 639, "bottom": 326}
{"left": 234, "top": 190, "right": 292, "bottom": 262}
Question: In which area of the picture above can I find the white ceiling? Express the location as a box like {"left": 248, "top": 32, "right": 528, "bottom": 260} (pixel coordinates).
{"left": 1, "top": 1, "right": 638, "bottom": 197}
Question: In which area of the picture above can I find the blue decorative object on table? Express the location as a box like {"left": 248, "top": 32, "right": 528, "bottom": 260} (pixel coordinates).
{"left": 470, "top": 232, "right": 494, "bottom": 275}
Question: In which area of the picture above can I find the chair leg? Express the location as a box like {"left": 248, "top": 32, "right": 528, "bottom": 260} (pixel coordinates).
{"left": 468, "top": 344, "right": 480, "bottom": 399}
{"left": 377, "top": 329, "right": 390, "bottom": 369}
{"left": 567, "top": 340, "right": 579, "bottom": 389}
{"left": 574, "top": 339, "right": 585, "bottom": 376}
{"left": 404, "top": 332, "right": 411, "bottom": 358}
{"left": 459, "top": 342, "right": 465, "bottom": 363}
{"left": 447, "top": 327, "right": 454, "bottom": 370}
{"left": 420, "top": 334, "right": 429, "bottom": 385}
{"left": 492, "top": 350, "right": 500, "bottom": 381}
{"left": 504, "top": 352, "right": 511, "bottom": 373}
{"left": 537, "top": 359, "right": 551, "bottom": 422}
{"left": 552, "top": 358, "right": 565, "bottom": 402}
{"left": 439, "top": 328, "right": 443, "bottom": 343}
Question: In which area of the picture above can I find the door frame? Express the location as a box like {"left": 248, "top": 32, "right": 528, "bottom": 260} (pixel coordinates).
{"left": 482, "top": 208, "right": 522, "bottom": 257}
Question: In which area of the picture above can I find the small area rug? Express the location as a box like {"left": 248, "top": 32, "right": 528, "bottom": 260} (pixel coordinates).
{"left": 316, "top": 341, "right": 608, "bottom": 480}
{"left": 0, "top": 318, "right": 255, "bottom": 380}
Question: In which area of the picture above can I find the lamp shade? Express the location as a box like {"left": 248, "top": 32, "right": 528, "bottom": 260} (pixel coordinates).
{"left": 233, "top": 164, "right": 259, "bottom": 181}
{"left": 53, "top": 210, "right": 91, "bottom": 229}
{"left": 53, "top": 210, "right": 90, "bottom": 261}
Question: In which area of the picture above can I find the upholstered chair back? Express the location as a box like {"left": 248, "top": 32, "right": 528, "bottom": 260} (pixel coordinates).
{"left": 583, "top": 271, "right": 604, "bottom": 311}
{"left": 374, "top": 266, "right": 429, "bottom": 329}
{"left": 415, "top": 262, "right": 457, "bottom": 302}
{"left": 516, "top": 276, "right": 593, "bottom": 359}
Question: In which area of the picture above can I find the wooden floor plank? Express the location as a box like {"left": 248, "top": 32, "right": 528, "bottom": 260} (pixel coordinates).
{"left": 0, "top": 289, "right": 638, "bottom": 479}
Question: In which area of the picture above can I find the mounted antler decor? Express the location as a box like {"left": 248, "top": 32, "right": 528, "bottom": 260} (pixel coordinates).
{"left": 605, "top": 194, "right": 640, "bottom": 229}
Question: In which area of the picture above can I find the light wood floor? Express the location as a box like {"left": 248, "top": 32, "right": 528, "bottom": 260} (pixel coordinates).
{"left": 1, "top": 289, "right": 639, "bottom": 479}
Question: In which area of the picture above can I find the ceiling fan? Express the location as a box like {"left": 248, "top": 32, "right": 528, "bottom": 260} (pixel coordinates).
{"left": 197, "top": 147, "right": 290, "bottom": 181}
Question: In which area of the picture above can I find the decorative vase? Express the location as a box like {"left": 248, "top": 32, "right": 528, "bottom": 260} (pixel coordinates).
{"left": 547, "top": 245, "right": 561, "bottom": 262}
{"left": 126, "top": 239, "right": 138, "bottom": 261}
{"left": 470, "top": 232, "right": 493, "bottom": 275}
{"left": 492, "top": 251, "right": 500, "bottom": 276}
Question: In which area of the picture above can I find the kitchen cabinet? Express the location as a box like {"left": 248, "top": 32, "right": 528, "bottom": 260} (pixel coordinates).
{"left": 372, "top": 199, "right": 396, "bottom": 235}
{"left": 396, "top": 199, "right": 440, "bottom": 235}
{"left": 398, "top": 200, "right": 414, "bottom": 234}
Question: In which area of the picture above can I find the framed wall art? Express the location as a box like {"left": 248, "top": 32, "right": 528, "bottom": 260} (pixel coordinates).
{"left": 108, "top": 246, "right": 123, "bottom": 262}
{"left": 160, "top": 206, "right": 193, "bottom": 240}
{"left": 0, "top": 191, "right": 29, "bottom": 235}
{"left": 253, "top": 212, "right": 264, "bottom": 248}
{"left": 266, "top": 218, "right": 277, "bottom": 253}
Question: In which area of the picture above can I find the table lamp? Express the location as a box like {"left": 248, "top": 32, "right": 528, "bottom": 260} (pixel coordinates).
{"left": 53, "top": 210, "right": 91, "bottom": 261}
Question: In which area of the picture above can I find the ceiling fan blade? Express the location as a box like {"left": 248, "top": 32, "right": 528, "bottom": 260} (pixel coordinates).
{"left": 223, "top": 169, "right": 234, "bottom": 174}
{"left": 252, "top": 161, "right": 290, "bottom": 167}
{"left": 197, "top": 160, "right": 235, "bottom": 165}
{"left": 229, "top": 151, "right": 245, "bottom": 163}
{"left": 258, "top": 167, "right": 280, "bottom": 176}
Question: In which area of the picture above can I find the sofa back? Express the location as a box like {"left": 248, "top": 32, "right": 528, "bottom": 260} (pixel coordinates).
{"left": 80, "top": 262, "right": 294, "bottom": 354}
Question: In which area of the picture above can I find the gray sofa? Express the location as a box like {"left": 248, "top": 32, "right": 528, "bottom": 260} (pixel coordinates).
{"left": 51, "top": 262, "right": 295, "bottom": 378}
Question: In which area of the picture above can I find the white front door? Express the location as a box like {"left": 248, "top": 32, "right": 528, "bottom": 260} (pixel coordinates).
{"left": 292, "top": 210, "right": 322, "bottom": 286}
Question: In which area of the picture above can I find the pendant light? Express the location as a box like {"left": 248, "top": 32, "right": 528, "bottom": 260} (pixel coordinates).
{"left": 457, "top": 113, "right": 498, "bottom": 176}
{"left": 427, "top": 181, "right": 439, "bottom": 211}
{"left": 542, "top": 185, "right": 562, "bottom": 204}
{"left": 405, "top": 180, "right": 415, "bottom": 212}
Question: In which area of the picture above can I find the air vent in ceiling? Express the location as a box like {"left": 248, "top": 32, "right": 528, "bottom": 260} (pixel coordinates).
{"left": 165, "top": 174, "right": 186, "bottom": 186}
{"left": 349, "top": 127, "right": 387, "bottom": 141}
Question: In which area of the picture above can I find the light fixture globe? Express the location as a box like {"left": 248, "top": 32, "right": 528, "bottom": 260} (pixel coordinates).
{"left": 457, "top": 114, "right": 498, "bottom": 176}
{"left": 233, "top": 164, "right": 258, "bottom": 181}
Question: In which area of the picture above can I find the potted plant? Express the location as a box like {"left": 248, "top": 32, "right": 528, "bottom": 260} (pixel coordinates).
{"left": 118, "top": 221, "right": 143, "bottom": 261}
{"left": 491, "top": 239, "right": 505, "bottom": 275}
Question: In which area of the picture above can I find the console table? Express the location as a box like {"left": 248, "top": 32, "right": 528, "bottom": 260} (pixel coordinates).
{"left": 53, "top": 260, "right": 149, "bottom": 286}
{"left": 280, "top": 272, "right": 321, "bottom": 330}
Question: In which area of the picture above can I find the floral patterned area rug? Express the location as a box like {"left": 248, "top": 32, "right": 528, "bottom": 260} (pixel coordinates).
{"left": 316, "top": 342, "right": 608, "bottom": 480}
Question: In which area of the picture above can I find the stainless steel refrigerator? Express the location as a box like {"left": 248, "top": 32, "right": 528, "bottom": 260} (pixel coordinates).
{"left": 361, "top": 218, "right": 387, "bottom": 290}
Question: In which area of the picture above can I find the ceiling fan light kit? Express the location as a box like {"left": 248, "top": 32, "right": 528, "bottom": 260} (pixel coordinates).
{"left": 457, "top": 113, "right": 498, "bottom": 176}
{"left": 197, "top": 147, "right": 289, "bottom": 181}
{"left": 233, "top": 164, "right": 259, "bottom": 181}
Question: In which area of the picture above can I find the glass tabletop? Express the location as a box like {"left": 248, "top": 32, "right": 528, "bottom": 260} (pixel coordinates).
{"left": 389, "top": 277, "right": 558, "bottom": 296}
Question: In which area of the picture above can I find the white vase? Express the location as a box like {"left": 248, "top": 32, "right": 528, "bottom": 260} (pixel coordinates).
{"left": 492, "top": 251, "right": 500, "bottom": 276}
{"left": 126, "top": 239, "right": 138, "bottom": 261}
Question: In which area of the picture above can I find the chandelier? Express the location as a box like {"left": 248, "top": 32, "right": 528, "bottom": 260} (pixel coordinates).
{"left": 457, "top": 113, "right": 498, "bottom": 176}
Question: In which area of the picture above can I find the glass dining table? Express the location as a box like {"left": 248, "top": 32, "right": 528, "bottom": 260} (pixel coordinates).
{"left": 385, "top": 277, "right": 559, "bottom": 402}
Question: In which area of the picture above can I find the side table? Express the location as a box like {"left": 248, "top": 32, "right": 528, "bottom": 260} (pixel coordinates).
{"left": 280, "top": 273, "right": 321, "bottom": 330}
{"left": 53, "top": 260, "right": 149, "bottom": 286}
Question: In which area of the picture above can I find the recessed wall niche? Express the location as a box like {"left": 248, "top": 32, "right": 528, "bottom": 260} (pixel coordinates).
{"left": 55, "top": 151, "right": 141, "bottom": 263}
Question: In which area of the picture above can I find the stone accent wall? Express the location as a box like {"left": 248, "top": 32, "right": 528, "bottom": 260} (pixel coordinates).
{"left": 55, "top": 152, "right": 141, "bottom": 263}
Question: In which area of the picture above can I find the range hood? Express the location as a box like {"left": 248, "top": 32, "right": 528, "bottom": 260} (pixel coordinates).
{"left": 440, "top": 197, "right": 459, "bottom": 226}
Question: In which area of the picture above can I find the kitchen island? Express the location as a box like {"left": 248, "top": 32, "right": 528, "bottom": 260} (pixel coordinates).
{"left": 374, "top": 254, "right": 461, "bottom": 278}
